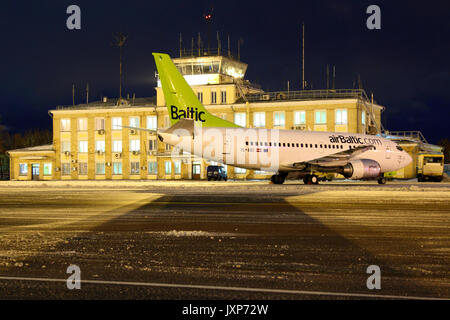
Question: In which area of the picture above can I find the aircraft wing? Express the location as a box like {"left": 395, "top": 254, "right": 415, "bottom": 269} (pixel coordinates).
{"left": 292, "top": 145, "right": 375, "bottom": 169}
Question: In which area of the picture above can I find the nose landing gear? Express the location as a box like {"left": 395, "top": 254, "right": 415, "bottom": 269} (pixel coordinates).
{"left": 303, "top": 174, "right": 319, "bottom": 185}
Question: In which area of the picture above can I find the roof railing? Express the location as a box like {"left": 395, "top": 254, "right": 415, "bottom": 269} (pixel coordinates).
{"left": 243, "top": 89, "right": 371, "bottom": 103}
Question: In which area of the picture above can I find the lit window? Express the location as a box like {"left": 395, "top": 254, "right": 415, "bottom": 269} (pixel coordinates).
{"left": 129, "top": 117, "right": 140, "bottom": 128}
{"left": 130, "top": 162, "right": 140, "bottom": 175}
{"left": 62, "top": 163, "right": 71, "bottom": 175}
{"left": 148, "top": 162, "right": 157, "bottom": 174}
{"left": 79, "top": 141, "right": 88, "bottom": 153}
{"left": 61, "top": 141, "right": 71, "bottom": 153}
{"left": 164, "top": 161, "right": 172, "bottom": 174}
{"left": 19, "top": 163, "right": 28, "bottom": 175}
{"left": 362, "top": 111, "right": 366, "bottom": 125}
{"left": 253, "top": 112, "right": 266, "bottom": 128}
{"left": 130, "top": 139, "right": 140, "bottom": 152}
{"left": 221, "top": 91, "right": 227, "bottom": 104}
{"left": 315, "top": 110, "right": 327, "bottom": 124}
{"left": 78, "top": 118, "right": 88, "bottom": 131}
{"left": 112, "top": 140, "right": 122, "bottom": 153}
{"left": 43, "top": 163, "right": 52, "bottom": 176}
{"left": 95, "top": 140, "right": 105, "bottom": 152}
{"left": 335, "top": 109, "right": 348, "bottom": 125}
{"left": 113, "top": 162, "right": 122, "bottom": 175}
{"left": 79, "top": 163, "right": 88, "bottom": 175}
{"left": 273, "top": 112, "right": 285, "bottom": 127}
{"left": 197, "top": 91, "right": 203, "bottom": 103}
{"left": 174, "top": 161, "right": 181, "bottom": 174}
{"left": 147, "top": 116, "right": 157, "bottom": 130}
{"left": 96, "top": 163, "right": 105, "bottom": 175}
{"left": 61, "top": 119, "right": 71, "bottom": 131}
{"left": 95, "top": 118, "right": 105, "bottom": 130}
{"left": 164, "top": 115, "right": 170, "bottom": 128}
{"left": 294, "top": 111, "right": 306, "bottom": 125}
{"left": 112, "top": 117, "right": 122, "bottom": 130}
{"left": 234, "top": 112, "right": 246, "bottom": 127}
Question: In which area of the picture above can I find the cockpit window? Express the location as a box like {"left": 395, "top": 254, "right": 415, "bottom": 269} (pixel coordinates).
{"left": 396, "top": 146, "right": 403, "bottom": 151}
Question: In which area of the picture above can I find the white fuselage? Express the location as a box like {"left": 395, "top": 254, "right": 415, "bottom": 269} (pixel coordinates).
{"left": 160, "top": 127, "right": 412, "bottom": 174}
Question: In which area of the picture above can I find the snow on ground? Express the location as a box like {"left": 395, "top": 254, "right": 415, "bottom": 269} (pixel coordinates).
{"left": 1, "top": 179, "right": 449, "bottom": 194}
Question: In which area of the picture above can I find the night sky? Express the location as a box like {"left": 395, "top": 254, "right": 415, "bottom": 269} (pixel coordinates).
{"left": 1, "top": 0, "right": 449, "bottom": 143}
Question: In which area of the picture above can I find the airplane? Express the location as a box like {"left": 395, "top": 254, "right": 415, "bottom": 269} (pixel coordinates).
{"left": 127, "top": 52, "right": 412, "bottom": 185}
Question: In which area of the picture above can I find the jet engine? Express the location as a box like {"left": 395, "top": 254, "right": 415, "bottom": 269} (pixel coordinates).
{"left": 341, "top": 159, "right": 381, "bottom": 180}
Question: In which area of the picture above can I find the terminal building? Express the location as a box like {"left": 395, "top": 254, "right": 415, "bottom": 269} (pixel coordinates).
{"left": 7, "top": 50, "right": 385, "bottom": 181}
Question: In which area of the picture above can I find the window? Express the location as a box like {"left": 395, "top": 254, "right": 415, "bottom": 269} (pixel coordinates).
{"left": 78, "top": 141, "right": 88, "bottom": 153}
{"left": 315, "top": 110, "right": 327, "bottom": 124}
{"left": 147, "top": 116, "right": 157, "bottom": 130}
{"left": 95, "top": 140, "right": 105, "bottom": 152}
{"left": 335, "top": 109, "right": 348, "bottom": 125}
{"left": 43, "top": 163, "right": 52, "bottom": 175}
{"left": 129, "top": 116, "right": 140, "bottom": 128}
{"left": 211, "top": 91, "right": 217, "bottom": 104}
{"left": 78, "top": 118, "right": 88, "bottom": 131}
{"left": 164, "top": 115, "right": 170, "bottom": 128}
{"left": 221, "top": 90, "right": 227, "bottom": 104}
{"left": 362, "top": 111, "right": 366, "bottom": 125}
{"left": 130, "top": 139, "right": 140, "bottom": 152}
{"left": 61, "top": 141, "right": 71, "bottom": 153}
{"left": 130, "top": 162, "right": 140, "bottom": 175}
{"left": 113, "top": 162, "right": 122, "bottom": 175}
{"left": 95, "top": 118, "right": 105, "bottom": 130}
{"left": 96, "top": 163, "right": 105, "bottom": 175}
{"left": 234, "top": 112, "right": 246, "bottom": 127}
{"left": 164, "top": 161, "right": 172, "bottom": 174}
{"left": 197, "top": 91, "right": 203, "bottom": 103}
{"left": 79, "top": 163, "right": 88, "bottom": 175}
{"left": 61, "top": 119, "right": 71, "bottom": 131}
{"left": 294, "top": 111, "right": 306, "bottom": 125}
{"left": 62, "top": 163, "right": 71, "bottom": 175}
{"left": 112, "top": 117, "right": 122, "bottom": 130}
{"left": 19, "top": 163, "right": 28, "bottom": 175}
{"left": 165, "top": 143, "right": 171, "bottom": 152}
{"left": 148, "top": 162, "right": 157, "bottom": 175}
{"left": 174, "top": 161, "right": 181, "bottom": 175}
{"left": 273, "top": 112, "right": 285, "bottom": 127}
{"left": 253, "top": 112, "right": 266, "bottom": 128}
{"left": 235, "top": 167, "right": 246, "bottom": 174}
{"left": 112, "top": 140, "right": 122, "bottom": 153}
{"left": 148, "top": 139, "right": 157, "bottom": 151}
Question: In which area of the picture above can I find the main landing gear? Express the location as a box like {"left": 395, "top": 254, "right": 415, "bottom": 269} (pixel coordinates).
{"left": 377, "top": 176, "right": 386, "bottom": 184}
{"left": 270, "top": 173, "right": 287, "bottom": 184}
{"left": 303, "top": 174, "right": 319, "bottom": 185}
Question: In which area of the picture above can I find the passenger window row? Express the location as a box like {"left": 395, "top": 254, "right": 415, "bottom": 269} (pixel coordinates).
{"left": 245, "top": 141, "right": 345, "bottom": 149}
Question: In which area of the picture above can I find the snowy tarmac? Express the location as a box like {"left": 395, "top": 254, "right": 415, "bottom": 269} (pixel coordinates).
{"left": 0, "top": 180, "right": 449, "bottom": 299}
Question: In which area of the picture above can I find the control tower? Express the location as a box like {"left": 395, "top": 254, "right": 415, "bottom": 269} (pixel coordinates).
{"left": 155, "top": 49, "right": 262, "bottom": 107}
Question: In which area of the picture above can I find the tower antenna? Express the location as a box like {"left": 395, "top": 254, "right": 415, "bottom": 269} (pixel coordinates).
{"left": 301, "top": 23, "right": 305, "bottom": 90}
{"left": 112, "top": 32, "right": 128, "bottom": 105}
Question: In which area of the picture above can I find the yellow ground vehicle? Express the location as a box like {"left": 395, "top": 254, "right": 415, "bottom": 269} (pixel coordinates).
{"left": 417, "top": 153, "right": 444, "bottom": 182}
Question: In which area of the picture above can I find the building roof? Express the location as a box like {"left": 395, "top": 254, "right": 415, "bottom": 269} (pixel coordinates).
{"left": 7, "top": 144, "right": 54, "bottom": 154}
{"left": 53, "top": 96, "right": 156, "bottom": 111}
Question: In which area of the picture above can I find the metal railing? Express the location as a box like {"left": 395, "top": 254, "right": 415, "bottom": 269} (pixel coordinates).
{"left": 243, "top": 89, "right": 370, "bottom": 103}
{"left": 179, "top": 48, "right": 239, "bottom": 60}
{"left": 384, "top": 131, "right": 429, "bottom": 144}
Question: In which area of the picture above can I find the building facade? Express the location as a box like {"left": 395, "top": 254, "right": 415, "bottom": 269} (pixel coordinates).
{"left": 7, "top": 54, "right": 384, "bottom": 181}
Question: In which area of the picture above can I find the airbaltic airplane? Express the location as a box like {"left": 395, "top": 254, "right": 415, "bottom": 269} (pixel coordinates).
{"left": 130, "top": 53, "right": 412, "bottom": 185}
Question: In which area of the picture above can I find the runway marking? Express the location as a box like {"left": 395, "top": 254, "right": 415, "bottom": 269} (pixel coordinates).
{"left": 0, "top": 276, "right": 447, "bottom": 300}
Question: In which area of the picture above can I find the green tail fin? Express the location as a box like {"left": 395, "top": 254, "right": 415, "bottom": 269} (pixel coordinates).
{"left": 152, "top": 53, "right": 240, "bottom": 128}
